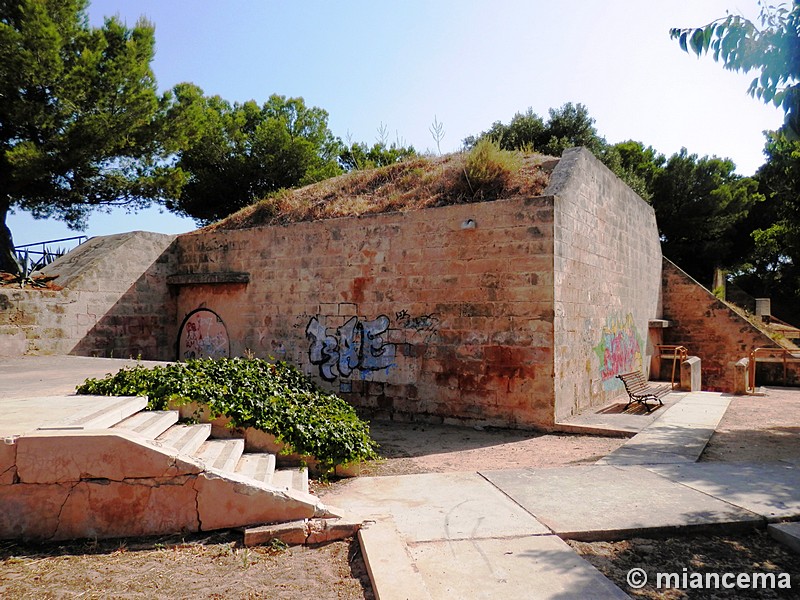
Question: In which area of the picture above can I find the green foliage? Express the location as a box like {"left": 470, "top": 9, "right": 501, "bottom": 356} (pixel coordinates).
{"left": 339, "top": 141, "right": 416, "bottom": 171}
{"left": 670, "top": 3, "right": 800, "bottom": 136}
{"left": 163, "top": 86, "right": 344, "bottom": 225}
{"left": 729, "top": 130, "right": 800, "bottom": 321}
{"left": 651, "top": 148, "right": 762, "bottom": 285}
{"left": 76, "top": 358, "right": 379, "bottom": 471}
{"left": 464, "top": 102, "right": 605, "bottom": 156}
{"left": 461, "top": 138, "right": 522, "bottom": 198}
{"left": 598, "top": 140, "right": 666, "bottom": 202}
{"left": 0, "top": 0, "right": 181, "bottom": 274}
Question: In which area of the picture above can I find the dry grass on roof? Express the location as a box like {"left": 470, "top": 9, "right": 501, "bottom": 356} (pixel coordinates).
{"left": 205, "top": 149, "right": 557, "bottom": 232}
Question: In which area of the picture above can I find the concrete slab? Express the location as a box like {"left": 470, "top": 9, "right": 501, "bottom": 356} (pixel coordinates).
{"left": 358, "top": 520, "right": 432, "bottom": 600}
{"left": 596, "top": 392, "right": 730, "bottom": 465}
{"left": 768, "top": 522, "right": 800, "bottom": 553}
{"left": 597, "top": 426, "right": 716, "bottom": 465}
{"left": 409, "top": 535, "right": 628, "bottom": 600}
{"left": 321, "top": 472, "right": 550, "bottom": 543}
{"left": 647, "top": 462, "right": 800, "bottom": 522}
{"left": 0, "top": 396, "right": 138, "bottom": 437}
{"left": 652, "top": 392, "right": 731, "bottom": 429}
{"left": 0, "top": 355, "right": 170, "bottom": 399}
{"left": 481, "top": 466, "right": 763, "bottom": 540}
{"left": 555, "top": 392, "right": 686, "bottom": 436}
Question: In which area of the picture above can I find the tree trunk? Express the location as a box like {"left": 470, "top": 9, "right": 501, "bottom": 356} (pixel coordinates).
{"left": 0, "top": 198, "right": 20, "bottom": 275}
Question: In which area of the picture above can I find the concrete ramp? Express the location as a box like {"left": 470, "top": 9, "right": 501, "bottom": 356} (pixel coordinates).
{"left": 41, "top": 231, "right": 175, "bottom": 291}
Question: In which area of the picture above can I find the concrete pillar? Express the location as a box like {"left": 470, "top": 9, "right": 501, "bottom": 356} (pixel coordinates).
{"left": 755, "top": 298, "right": 771, "bottom": 318}
{"left": 732, "top": 357, "right": 749, "bottom": 395}
{"left": 680, "top": 356, "right": 702, "bottom": 392}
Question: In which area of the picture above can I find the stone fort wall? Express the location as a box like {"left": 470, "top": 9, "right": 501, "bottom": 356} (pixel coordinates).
{"left": 5, "top": 148, "right": 786, "bottom": 427}
{"left": 171, "top": 148, "right": 664, "bottom": 427}
{"left": 173, "top": 196, "right": 558, "bottom": 428}
{"left": 0, "top": 232, "right": 177, "bottom": 360}
{"left": 548, "top": 149, "right": 663, "bottom": 422}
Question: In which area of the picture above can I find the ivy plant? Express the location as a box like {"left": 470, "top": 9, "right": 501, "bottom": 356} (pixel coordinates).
{"left": 77, "top": 358, "right": 379, "bottom": 472}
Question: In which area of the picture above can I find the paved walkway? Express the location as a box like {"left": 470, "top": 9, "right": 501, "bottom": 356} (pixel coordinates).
{"left": 323, "top": 391, "right": 800, "bottom": 599}
{"left": 3, "top": 357, "right": 799, "bottom": 599}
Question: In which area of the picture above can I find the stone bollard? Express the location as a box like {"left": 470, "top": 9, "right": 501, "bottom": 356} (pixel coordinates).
{"left": 680, "top": 356, "right": 702, "bottom": 392}
{"left": 732, "top": 357, "right": 749, "bottom": 395}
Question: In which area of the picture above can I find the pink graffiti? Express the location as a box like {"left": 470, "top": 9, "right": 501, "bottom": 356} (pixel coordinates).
{"left": 599, "top": 331, "right": 640, "bottom": 381}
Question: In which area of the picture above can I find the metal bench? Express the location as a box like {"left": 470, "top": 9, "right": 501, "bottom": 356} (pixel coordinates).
{"left": 616, "top": 371, "right": 671, "bottom": 412}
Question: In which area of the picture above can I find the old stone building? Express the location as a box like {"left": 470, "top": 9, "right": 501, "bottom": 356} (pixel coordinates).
{"left": 1, "top": 147, "right": 792, "bottom": 429}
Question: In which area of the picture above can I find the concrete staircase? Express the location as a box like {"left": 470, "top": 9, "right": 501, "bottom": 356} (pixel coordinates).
{"left": 112, "top": 406, "right": 310, "bottom": 494}
{"left": 0, "top": 396, "right": 329, "bottom": 541}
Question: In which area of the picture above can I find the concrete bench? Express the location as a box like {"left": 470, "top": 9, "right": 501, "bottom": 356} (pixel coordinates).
{"left": 616, "top": 371, "right": 671, "bottom": 412}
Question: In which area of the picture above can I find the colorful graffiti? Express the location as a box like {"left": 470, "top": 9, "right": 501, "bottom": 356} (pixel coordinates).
{"left": 178, "top": 309, "right": 230, "bottom": 360}
{"left": 306, "top": 315, "right": 396, "bottom": 381}
{"left": 593, "top": 314, "right": 643, "bottom": 390}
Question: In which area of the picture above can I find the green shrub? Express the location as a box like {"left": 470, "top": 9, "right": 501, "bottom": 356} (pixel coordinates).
{"left": 461, "top": 138, "right": 522, "bottom": 198}
{"left": 77, "top": 358, "right": 379, "bottom": 471}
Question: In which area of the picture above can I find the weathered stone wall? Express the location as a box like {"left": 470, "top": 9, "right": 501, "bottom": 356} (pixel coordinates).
{"left": 173, "top": 198, "right": 557, "bottom": 428}
{"left": 548, "top": 148, "right": 663, "bottom": 421}
{"left": 661, "top": 258, "right": 782, "bottom": 391}
{"left": 0, "top": 232, "right": 177, "bottom": 360}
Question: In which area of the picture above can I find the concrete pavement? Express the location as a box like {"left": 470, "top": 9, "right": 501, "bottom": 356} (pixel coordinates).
{"left": 323, "top": 390, "right": 800, "bottom": 599}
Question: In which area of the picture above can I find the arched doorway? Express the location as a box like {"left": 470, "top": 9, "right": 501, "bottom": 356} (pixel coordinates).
{"left": 177, "top": 308, "right": 230, "bottom": 360}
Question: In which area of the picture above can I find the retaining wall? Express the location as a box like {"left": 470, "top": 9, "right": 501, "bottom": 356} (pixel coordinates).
{"left": 660, "top": 258, "right": 788, "bottom": 390}
{"left": 0, "top": 232, "right": 177, "bottom": 360}
{"left": 173, "top": 197, "right": 558, "bottom": 428}
{"left": 549, "top": 149, "right": 663, "bottom": 421}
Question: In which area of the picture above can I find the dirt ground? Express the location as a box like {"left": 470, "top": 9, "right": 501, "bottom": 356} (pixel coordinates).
{"left": 0, "top": 533, "right": 374, "bottom": 600}
{"left": 2, "top": 388, "right": 798, "bottom": 599}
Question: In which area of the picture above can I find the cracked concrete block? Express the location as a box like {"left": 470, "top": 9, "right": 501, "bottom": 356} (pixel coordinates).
{"left": 305, "top": 518, "right": 362, "bottom": 545}
{"left": 0, "top": 482, "right": 72, "bottom": 540}
{"left": 0, "top": 441, "right": 16, "bottom": 485}
{"left": 195, "top": 470, "right": 320, "bottom": 531}
{"left": 243, "top": 520, "right": 309, "bottom": 547}
{"left": 16, "top": 431, "right": 204, "bottom": 484}
{"left": 53, "top": 476, "right": 200, "bottom": 541}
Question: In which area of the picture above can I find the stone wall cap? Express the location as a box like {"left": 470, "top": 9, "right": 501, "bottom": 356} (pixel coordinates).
{"left": 648, "top": 319, "right": 671, "bottom": 328}
{"left": 167, "top": 272, "right": 250, "bottom": 286}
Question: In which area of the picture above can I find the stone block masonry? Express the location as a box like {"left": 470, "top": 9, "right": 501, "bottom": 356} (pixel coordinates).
{"left": 0, "top": 231, "right": 178, "bottom": 360}
{"left": 548, "top": 149, "right": 662, "bottom": 422}
{"left": 661, "top": 258, "right": 779, "bottom": 391}
{"left": 174, "top": 197, "right": 558, "bottom": 428}
{"left": 172, "top": 147, "right": 667, "bottom": 428}
{"left": 0, "top": 148, "right": 681, "bottom": 429}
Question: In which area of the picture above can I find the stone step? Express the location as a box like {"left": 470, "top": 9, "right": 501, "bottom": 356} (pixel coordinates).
{"left": 235, "top": 453, "right": 276, "bottom": 485}
{"left": 112, "top": 410, "right": 179, "bottom": 439}
{"left": 38, "top": 396, "right": 147, "bottom": 430}
{"left": 156, "top": 423, "right": 211, "bottom": 455}
{"left": 272, "top": 467, "right": 309, "bottom": 494}
{"left": 194, "top": 439, "right": 245, "bottom": 472}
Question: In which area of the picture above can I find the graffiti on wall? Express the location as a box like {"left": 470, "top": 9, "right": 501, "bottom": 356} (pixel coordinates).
{"left": 305, "top": 310, "right": 440, "bottom": 382}
{"left": 395, "top": 309, "right": 440, "bottom": 342}
{"left": 593, "top": 313, "right": 643, "bottom": 390}
{"left": 306, "top": 315, "right": 396, "bottom": 381}
{"left": 178, "top": 308, "right": 230, "bottom": 360}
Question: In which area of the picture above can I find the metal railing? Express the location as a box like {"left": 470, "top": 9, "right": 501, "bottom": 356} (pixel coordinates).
{"left": 15, "top": 235, "right": 87, "bottom": 257}
{"left": 655, "top": 344, "right": 688, "bottom": 389}
{"left": 747, "top": 347, "right": 800, "bottom": 391}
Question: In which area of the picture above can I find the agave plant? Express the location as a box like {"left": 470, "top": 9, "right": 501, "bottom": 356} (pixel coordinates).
{"left": 2, "top": 250, "right": 55, "bottom": 288}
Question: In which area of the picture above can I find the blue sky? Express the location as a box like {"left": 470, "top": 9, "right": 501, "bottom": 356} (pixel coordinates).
{"left": 9, "top": 0, "right": 783, "bottom": 247}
